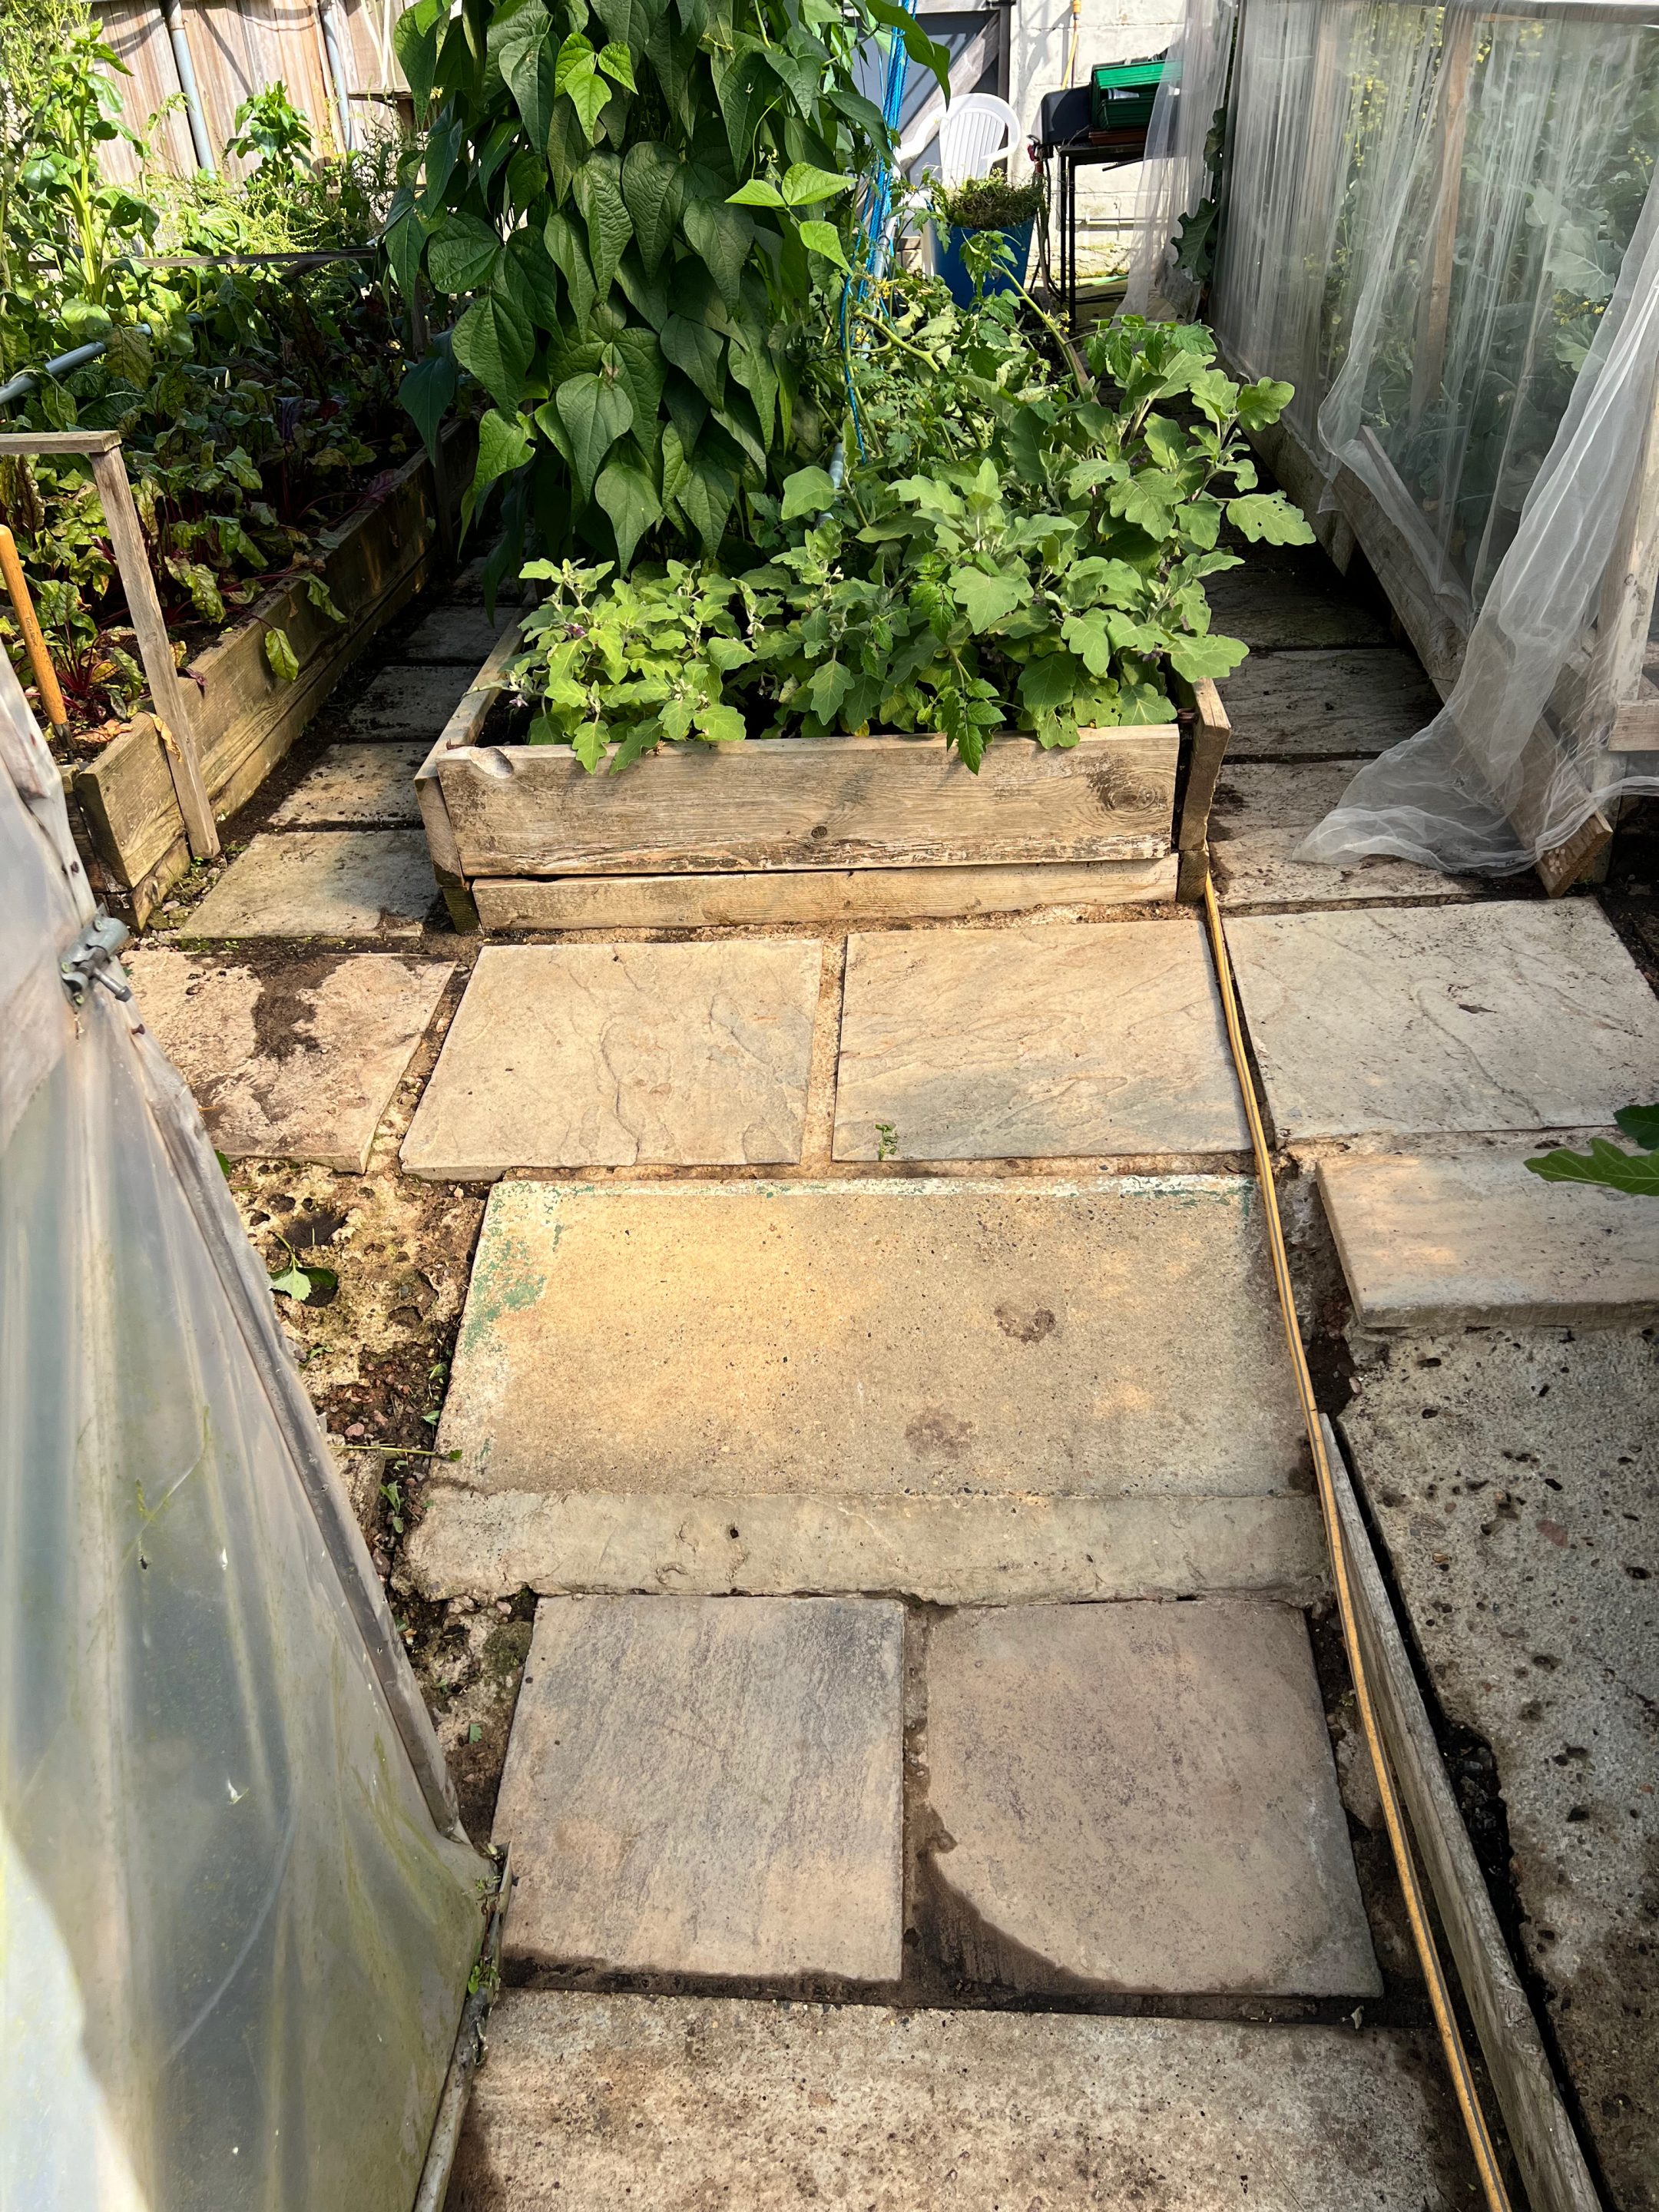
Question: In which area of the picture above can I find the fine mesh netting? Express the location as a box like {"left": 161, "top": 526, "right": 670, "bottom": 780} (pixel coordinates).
{"left": 0, "top": 652, "right": 486, "bottom": 2211}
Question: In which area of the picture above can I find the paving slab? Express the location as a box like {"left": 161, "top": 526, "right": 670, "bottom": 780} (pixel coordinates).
{"left": 184, "top": 830, "right": 439, "bottom": 939}
{"left": 1226, "top": 901, "right": 1659, "bottom": 1140}
{"left": 127, "top": 950, "right": 451, "bottom": 1170}
{"left": 1210, "top": 758, "right": 1480, "bottom": 908}
{"left": 269, "top": 742, "right": 426, "bottom": 826}
{"left": 1221, "top": 647, "right": 1442, "bottom": 759}
{"left": 404, "top": 1486, "right": 1328, "bottom": 1605}
{"left": 339, "top": 661, "right": 475, "bottom": 738}
{"left": 1320, "top": 1147, "right": 1659, "bottom": 1329}
{"left": 492, "top": 1595, "right": 904, "bottom": 1982}
{"left": 920, "top": 1599, "right": 1379, "bottom": 1995}
{"left": 401, "top": 942, "right": 820, "bottom": 1174}
{"left": 449, "top": 1994, "right": 1475, "bottom": 2210}
{"left": 1340, "top": 1326, "right": 1659, "bottom": 2212}
{"left": 400, "top": 600, "right": 512, "bottom": 664}
{"left": 1206, "top": 548, "right": 1393, "bottom": 649}
{"left": 432, "top": 1179, "right": 1306, "bottom": 1503}
{"left": 833, "top": 919, "right": 1248, "bottom": 1161}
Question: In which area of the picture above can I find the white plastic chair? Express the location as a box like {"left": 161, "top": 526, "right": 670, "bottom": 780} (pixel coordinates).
{"left": 937, "top": 92, "right": 1022, "bottom": 188}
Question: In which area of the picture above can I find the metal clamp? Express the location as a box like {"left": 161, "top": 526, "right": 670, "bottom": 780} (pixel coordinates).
{"left": 60, "top": 912, "right": 134, "bottom": 1006}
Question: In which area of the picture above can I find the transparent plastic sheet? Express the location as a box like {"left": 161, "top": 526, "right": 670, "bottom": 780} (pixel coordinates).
{"left": 0, "top": 655, "right": 486, "bottom": 2212}
{"left": 1124, "top": 0, "right": 1240, "bottom": 320}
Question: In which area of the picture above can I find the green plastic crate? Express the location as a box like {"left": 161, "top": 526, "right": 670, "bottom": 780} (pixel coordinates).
{"left": 1090, "top": 58, "right": 1164, "bottom": 133}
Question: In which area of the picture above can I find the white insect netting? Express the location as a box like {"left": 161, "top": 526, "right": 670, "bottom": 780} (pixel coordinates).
{"left": 0, "top": 653, "right": 486, "bottom": 2212}
{"left": 1131, "top": 0, "right": 1659, "bottom": 877}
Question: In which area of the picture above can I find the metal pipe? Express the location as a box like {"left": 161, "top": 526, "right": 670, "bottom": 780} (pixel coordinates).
{"left": 160, "top": 0, "right": 217, "bottom": 174}
{"left": 317, "top": 0, "right": 359, "bottom": 153}
{"left": 0, "top": 339, "right": 111, "bottom": 411}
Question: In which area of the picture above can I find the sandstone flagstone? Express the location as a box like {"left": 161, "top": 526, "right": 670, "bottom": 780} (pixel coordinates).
{"left": 184, "top": 831, "right": 439, "bottom": 939}
{"left": 401, "top": 941, "right": 820, "bottom": 1174}
{"left": 1210, "top": 758, "right": 1479, "bottom": 909}
{"left": 920, "top": 1598, "right": 1379, "bottom": 1996}
{"left": 270, "top": 743, "right": 426, "bottom": 826}
{"left": 832, "top": 918, "right": 1247, "bottom": 1161}
{"left": 492, "top": 1595, "right": 904, "bottom": 1982}
{"left": 128, "top": 949, "right": 451, "bottom": 1170}
{"left": 400, "top": 601, "right": 512, "bottom": 664}
{"left": 1319, "top": 1148, "right": 1659, "bottom": 1328}
{"left": 429, "top": 1179, "right": 1306, "bottom": 1503}
{"left": 339, "top": 662, "right": 476, "bottom": 738}
{"left": 1226, "top": 901, "right": 1659, "bottom": 1140}
{"left": 1205, "top": 545, "right": 1392, "bottom": 649}
{"left": 1220, "top": 647, "right": 1442, "bottom": 759}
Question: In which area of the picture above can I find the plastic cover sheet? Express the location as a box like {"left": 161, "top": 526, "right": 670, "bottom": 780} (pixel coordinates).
{"left": 1134, "top": 0, "right": 1659, "bottom": 873}
{"left": 1124, "top": 0, "right": 1240, "bottom": 320}
{"left": 0, "top": 654, "right": 486, "bottom": 2212}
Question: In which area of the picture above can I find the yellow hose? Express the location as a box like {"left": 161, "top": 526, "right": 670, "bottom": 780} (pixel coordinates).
{"left": 1199, "top": 868, "right": 1512, "bottom": 2212}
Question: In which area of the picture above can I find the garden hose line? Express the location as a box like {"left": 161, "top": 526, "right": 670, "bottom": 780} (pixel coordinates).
{"left": 1198, "top": 870, "right": 1512, "bottom": 2212}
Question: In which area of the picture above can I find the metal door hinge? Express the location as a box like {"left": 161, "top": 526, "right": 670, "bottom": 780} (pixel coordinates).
{"left": 61, "top": 912, "right": 133, "bottom": 1005}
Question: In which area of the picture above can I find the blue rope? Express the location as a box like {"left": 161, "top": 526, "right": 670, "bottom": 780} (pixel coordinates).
{"left": 840, "top": 0, "right": 916, "bottom": 461}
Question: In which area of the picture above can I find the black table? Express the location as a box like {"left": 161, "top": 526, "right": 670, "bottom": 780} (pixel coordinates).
{"left": 1031, "top": 86, "right": 1149, "bottom": 331}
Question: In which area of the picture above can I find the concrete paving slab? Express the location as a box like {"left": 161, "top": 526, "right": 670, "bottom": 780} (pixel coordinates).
{"left": 184, "top": 831, "right": 439, "bottom": 939}
{"left": 269, "top": 743, "right": 426, "bottom": 826}
{"left": 1320, "top": 1148, "right": 1659, "bottom": 1329}
{"left": 431, "top": 1179, "right": 1306, "bottom": 1503}
{"left": 833, "top": 919, "right": 1248, "bottom": 1161}
{"left": 1221, "top": 648, "right": 1442, "bottom": 759}
{"left": 1210, "top": 759, "right": 1480, "bottom": 908}
{"left": 401, "top": 942, "right": 820, "bottom": 1174}
{"left": 127, "top": 950, "right": 451, "bottom": 1170}
{"left": 403, "top": 1486, "right": 1328, "bottom": 1605}
{"left": 492, "top": 1595, "right": 904, "bottom": 1982}
{"left": 400, "top": 601, "right": 512, "bottom": 664}
{"left": 920, "top": 1599, "right": 1379, "bottom": 1995}
{"left": 449, "top": 1994, "right": 1475, "bottom": 2210}
{"left": 1206, "top": 551, "right": 1393, "bottom": 649}
{"left": 1226, "top": 901, "right": 1659, "bottom": 1140}
{"left": 1340, "top": 1326, "right": 1659, "bottom": 2212}
{"left": 339, "top": 661, "right": 475, "bottom": 738}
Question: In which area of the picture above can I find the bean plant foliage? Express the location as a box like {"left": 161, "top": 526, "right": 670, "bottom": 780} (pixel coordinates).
{"left": 505, "top": 292, "right": 1316, "bottom": 770}
{"left": 387, "top": 0, "right": 947, "bottom": 585}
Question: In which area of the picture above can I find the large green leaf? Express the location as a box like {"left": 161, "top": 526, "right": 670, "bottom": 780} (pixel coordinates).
{"left": 1226, "top": 493, "right": 1316, "bottom": 545}
{"left": 780, "top": 464, "right": 834, "bottom": 521}
{"left": 1236, "top": 378, "right": 1296, "bottom": 431}
{"left": 608, "top": 325, "right": 667, "bottom": 435}
{"left": 1527, "top": 1137, "right": 1659, "bottom": 1197}
{"left": 452, "top": 283, "right": 535, "bottom": 411}
{"left": 682, "top": 197, "right": 753, "bottom": 311}
{"left": 574, "top": 154, "right": 634, "bottom": 298}
{"left": 596, "top": 450, "right": 664, "bottom": 569}
{"left": 467, "top": 407, "right": 534, "bottom": 527}
{"left": 1616, "top": 1102, "right": 1659, "bottom": 1147}
{"left": 711, "top": 44, "right": 778, "bottom": 167}
{"left": 1018, "top": 653, "right": 1081, "bottom": 711}
{"left": 492, "top": 2, "right": 557, "bottom": 149}
{"left": 796, "top": 217, "right": 847, "bottom": 272}
{"left": 506, "top": 230, "right": 565, "bottom": 329}
{"left": 780, "top": 161, "right": 851, "bottom": 207}
{"left": 555, "top": 371, "right": 634, "bottom": 502}
{"left": 383, "top": 204, "right": 426, "bottom": 303}
{"left": 621, "top": 142, "right": 684, "bottom": 271}
{"left": 674, "top": 448, "right": 737, "bottom": 551}
{"left": 544, "top": 208, "right": 597, "bottom": 329}
{"left": 399, "top": 348, "right": 458, "bottom": 457}
{"left": 1166, "top": 631, "right": 1249, "bottom": 682}
{"left": 426, "top": 211, "right": 500, "bottom": 296}
{"left": 392, "top": 0, "right": 445, "bottom": 114}
{"left": 726, "top": 331, "right": 777, "bottom": 443}
{"left": 661, "top": 313, "right": 724, "bottom": 404}
{"left": 952, "top": 568, "right": 1023, "bottom": 631}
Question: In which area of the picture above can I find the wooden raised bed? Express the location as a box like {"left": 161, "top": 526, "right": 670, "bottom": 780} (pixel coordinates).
{"left": 416, "top": 623, "right": 1230, "bottom": 931}
{"left": 74, "top": 421, "right": 472, "bottom": 926}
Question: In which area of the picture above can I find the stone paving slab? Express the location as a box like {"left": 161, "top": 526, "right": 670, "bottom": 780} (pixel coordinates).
{"left": 1210, "top": 759, "right": 1480, "bottom": 909}
{"left": 270, "top": 743, "right": 426, "bottom": 826}
{"left": 921, "top": 1599, "right": 1379, "bottom": 1996}
{"left": 400, "top": 601, "right": 512, "bottom": 664}
{"left": 401, "top": 942, "right": 820, "bottom": 1175}
{"left": 1221, "top": 648, "right": 1442, "bottom": 759}
{"left": 450, "top": 1994, "right": 1474, "bottom": 2210}
{"left": 1320, "top": 1148, "right": 1659, "bottom": 1329}
{"left": 404, "top": 1486, "right": 1328, "bottom": 1606}
{"left": 1340, "top": 1326, "right": 1659, "bottom": 2212}
{"left": 128, "top": 950, "right": 451, "bottom": 1171}
{"left": 339, "top": 662, "right": 476, "bottom": 738}
{"left": 1206, "top": 550, "right": 1392, "bottom": 650}
{"left": 493, "top": 1596, "right": 904, "bottom": 1982}
{"left": 184, "top": 831, "right": 439, "bottom": 940}
{"left": 1226, "top": 901, "right": 1659, "bottom": 1141}
{"left": 431, "top": 1179, "right": 1306, "bottom": 1502}
{"left": 833, "top": 919, "right": 1248, "bottom": 1161}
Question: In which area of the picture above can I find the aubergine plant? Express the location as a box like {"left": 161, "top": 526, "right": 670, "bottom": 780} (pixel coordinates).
{"left": 387, "top": 0, "right": 945, "bottom": 586}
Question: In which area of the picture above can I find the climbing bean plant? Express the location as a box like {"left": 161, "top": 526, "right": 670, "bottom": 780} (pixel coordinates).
{"left": 389, "top": 0, "right": 945, "bottom": 583}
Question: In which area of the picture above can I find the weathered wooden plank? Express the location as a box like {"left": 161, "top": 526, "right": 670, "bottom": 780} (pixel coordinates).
{"left": 1174, "top": 674, "right": 1231, "bottom": 899}
{"left": 1326, "top": 1421, "right": 1604, "bottom": 2212}
{"left": 1611, "top": 687, "right": 1659, "bottom": 750}
{"left": 472, "top": 856, "right": 1180, "bottom": 931}
{"left": 434, "top": 727, "right": 1178, "bottom": 878}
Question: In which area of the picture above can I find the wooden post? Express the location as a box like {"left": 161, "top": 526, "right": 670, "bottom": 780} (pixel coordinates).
{"left": 1174, "top": 674, "right": 1232, "bottom": 902}
{"left": 0, "top": 430, "right": 220, "bottom": 861}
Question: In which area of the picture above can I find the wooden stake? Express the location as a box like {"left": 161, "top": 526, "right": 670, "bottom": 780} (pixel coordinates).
{"left": 0, "top": 524, "right": 69, "bottom": 733}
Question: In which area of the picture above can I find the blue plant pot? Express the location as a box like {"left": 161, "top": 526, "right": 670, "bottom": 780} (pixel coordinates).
{"left": 932, "top": 218, "right": 1035, "bottom": 308}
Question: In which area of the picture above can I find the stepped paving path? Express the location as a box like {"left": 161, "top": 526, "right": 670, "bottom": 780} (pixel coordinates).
{"left": 135, "top": 540, "right": 1659, "bottom": 2206}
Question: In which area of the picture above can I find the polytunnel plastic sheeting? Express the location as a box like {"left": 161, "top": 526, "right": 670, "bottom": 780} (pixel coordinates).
{"left": 0, "top": 652, "right": 488, "bottom": 2212}
{"left": 1131, "top": 0, "right": 1659, "bottom": 876}
{"left": 1124, "top": 0, "right": 1239, "bottom": 321}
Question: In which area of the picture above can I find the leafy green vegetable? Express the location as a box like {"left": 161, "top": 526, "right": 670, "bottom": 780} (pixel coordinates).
{"left": 1528, "top": 1105, "right": 1659, "bottom": 1197}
